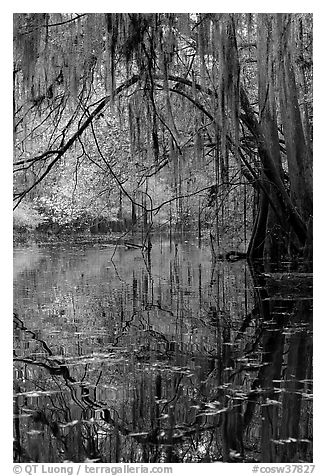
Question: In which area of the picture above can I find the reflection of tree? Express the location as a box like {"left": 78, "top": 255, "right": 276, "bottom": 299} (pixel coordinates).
{"left": 278, "top": 301, "right": 313, "bottom": 462}
{"left": 241, "top": 268, "right": 313, "bottom": 462}
{"left": 14, "top": 241, "right": 312, "bottom": 463}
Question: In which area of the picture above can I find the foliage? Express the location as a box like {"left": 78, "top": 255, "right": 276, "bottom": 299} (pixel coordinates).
{"left": 13, "top": 200, "right": 46, "bottom": 230}
{"left": 13, "top": 13, "right": 313, "bottom": 261}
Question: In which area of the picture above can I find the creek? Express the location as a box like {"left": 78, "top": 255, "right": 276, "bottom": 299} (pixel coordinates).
{"left": 13, "top": 235, "right": 312, "bottom": 463}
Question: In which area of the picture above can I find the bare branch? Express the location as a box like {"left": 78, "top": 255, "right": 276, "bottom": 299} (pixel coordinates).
{"left": 13, "top": 75, "right": 140, "bottom": 209}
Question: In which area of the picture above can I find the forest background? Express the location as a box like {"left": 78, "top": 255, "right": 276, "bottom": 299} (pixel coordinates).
{"left": 12, "top": 10, "right": 314, "bottom": 265}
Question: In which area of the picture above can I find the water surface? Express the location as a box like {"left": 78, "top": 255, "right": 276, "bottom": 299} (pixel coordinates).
{"left": 13, "top": 237, "right": 312, "bottom": 463}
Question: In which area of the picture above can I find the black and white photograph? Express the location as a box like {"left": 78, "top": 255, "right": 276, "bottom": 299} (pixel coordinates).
{"left": 12, "top": 10, "right": 314, "bottom": 467}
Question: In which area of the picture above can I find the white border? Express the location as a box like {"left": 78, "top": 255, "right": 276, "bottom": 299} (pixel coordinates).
{"left": 3, "top": 4, "right": 324, "bottom": 473}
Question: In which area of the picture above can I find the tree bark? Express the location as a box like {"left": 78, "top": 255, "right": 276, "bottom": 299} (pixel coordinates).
{"left": 240, "top": 86, "right": 307, "bottom": 249}
{"left": 257, "top": 14, "right": 288, "bottom": 261}
{"left": 276, "top": 14, "right": 313, "bottom": 222}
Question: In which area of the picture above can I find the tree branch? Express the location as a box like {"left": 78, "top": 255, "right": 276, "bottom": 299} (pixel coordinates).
{"left": 13, "top": 75, "right": 140, "bottom": 209}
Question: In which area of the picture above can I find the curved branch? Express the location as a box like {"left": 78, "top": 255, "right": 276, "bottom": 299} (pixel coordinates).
{"left": 13, "top": 75, "right": 140, "bottom": 209}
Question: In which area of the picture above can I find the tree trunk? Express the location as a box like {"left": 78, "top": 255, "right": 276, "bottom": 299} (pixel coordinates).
{"left": 248, "top": 186, "right": 269, "bottom": 260}
{"left": 276, "top": 14, "right": 313, "bottom": 223}
{"left": 257, "top": 14, "right": 288, "bottom": 262}
{"left": 240, "top": 86, "right": 307, "bottom": 252}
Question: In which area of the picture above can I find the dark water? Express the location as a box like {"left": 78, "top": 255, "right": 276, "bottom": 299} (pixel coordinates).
{"left": 13, "top": 237, "right": 312, "bottom": 463}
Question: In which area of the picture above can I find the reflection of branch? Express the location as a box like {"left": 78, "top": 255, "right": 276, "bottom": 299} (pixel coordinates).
{"left": 101, "top": 407, "right": 220, "bottom": 446}
{"left": 13, "top": 357, "right": 76, "bottom": 383}
{"left": 144, "top": 302, "right": 175, "bottom": 317}
{"left": 32, "top": 410, "right": 66, "bottom": 446}
{"left": 161, "top": 374, "right": 184, "bottom": 412}
{"left": 235, "top": 306, "right": 259, "bottom": 340}
{"left": 14, "top": 313, "right": 53, "bottom": 357}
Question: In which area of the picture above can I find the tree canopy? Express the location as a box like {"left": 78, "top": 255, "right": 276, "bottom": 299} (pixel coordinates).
{"left": 13, "top": 13, "right": 313, "bottom": 262}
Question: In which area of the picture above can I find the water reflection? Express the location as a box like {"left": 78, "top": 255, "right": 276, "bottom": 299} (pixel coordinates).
{"left": 13, "top": 237, "right": 312, "bottom": 463}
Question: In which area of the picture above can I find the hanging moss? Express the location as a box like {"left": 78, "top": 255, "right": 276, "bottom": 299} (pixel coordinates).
{"left": 14, "top": 14, "right": 46, "bottom": 92}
